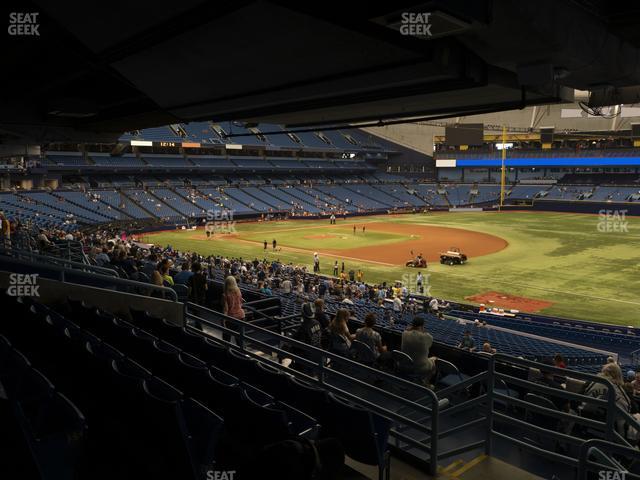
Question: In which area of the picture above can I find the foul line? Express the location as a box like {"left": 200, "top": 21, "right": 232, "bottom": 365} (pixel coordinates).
{"left": 219, "top": 237, "right": 397, "bottom": 267}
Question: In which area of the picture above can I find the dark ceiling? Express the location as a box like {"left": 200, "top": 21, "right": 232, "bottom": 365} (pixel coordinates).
{"left": 1, "top": 0, "right": 640, "bottom": 143}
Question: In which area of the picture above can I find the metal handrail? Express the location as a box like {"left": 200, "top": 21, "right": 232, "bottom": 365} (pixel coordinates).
{"left": 0, "top": 255, "right": 177, "bottom": 301}
{"left": 486, "top": 354, "right": 624, "bottom": 463}
{"left": 577, "top": 439, "right": 640, "bottom": 480}
{"left": 186, "top": 301, "right": 441, "bottom": 474}
{"left": 0, "top": 246, "right": 119, "bottom": 278}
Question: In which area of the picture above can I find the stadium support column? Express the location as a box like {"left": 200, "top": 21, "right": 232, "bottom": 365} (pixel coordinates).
{"left": 499, "top": 125, "right": 506, "bottom": 210}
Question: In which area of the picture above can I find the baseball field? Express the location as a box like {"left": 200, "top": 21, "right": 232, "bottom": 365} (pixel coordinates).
{"left": 144, "top": 211, "right": 640, "bottom": 326}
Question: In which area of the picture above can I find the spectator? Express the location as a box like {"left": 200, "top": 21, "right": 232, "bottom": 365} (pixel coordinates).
{"left": 0, "top": 212, "right": 10, "bottom": 248}
{"left": 159, "top": 259, "right": 174, "bottom": 286}
{"left": 37, "top": 229, "right": 51, "bottom": 250}
{"left": 355, "top": 313, "right": 386, "bottom": 357}
{"left": 314, "top": 298, "right": 329, "bottom": 329}
{"left": 222, "top": 275, "right": 245, "bottom": 342}
{"left": 537, "top": 367, "right": 568, "bottom": 409}
{"left": 141, "top": 253, "right": 158, "bottom": 278}
{"left": 383, "top": 308, "right": 394, "bottom": 326}
{"left": 328, "top": 309, "right": 355, "bottom": 351}
{"left": 631, "top": 372, "right": 640, "bottom": 396}
{"left": 401, "top": 316, "right": 436, "bottom": 384}
{"left": 95, "top": 247, "right": 110, "bottom": 266}
{"left": 259, "top": 281, "right": 273, "bottom": 296}
{"left": 292, "top": 302, "right": 322, "bottom": 349}
{"left": 281, "top": 277, "right": 292, "bottom": 294}
{"left": 115, "top": 249, "right": 137, "bottom": 277}
{"left": 536, "top": 366, "right": 576, "bottom": 435}
{"left": 583, "top": 363, "right": 632, "bottom": 431}
{"left": 151, "top": 270, "right": 163, "bottom": 286}
{"left": 341, "top": 295, "right": 354, "bottom": 305}
{"left": 480, "top": 342, "right": 496, "bottom": 355}
{"left": 458, "top": 330, "right": 476, "bottom": 351}
{"left": 428, "top": 297, "right": 439, "bottom": 312}
{"left": 174, "top": 262, "right": 193, "bottom": 285}
{"left": 187, "top": 263, "right": 207, "bottom": 305}
{"left": 553, "top": 354, "right": 566, "bottom": 369}
{"left": 429, "top": 297, "right": 449, "bottom": 313}
{"left": 393, "top": 295, "right": 402, "bottom": 313}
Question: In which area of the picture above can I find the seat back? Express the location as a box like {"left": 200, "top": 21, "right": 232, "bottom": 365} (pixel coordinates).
{"left": 129, "top": 308, "right": 163, "bottom": 334}
{"left": 436, "top": 358, "right": 459, "bottom": 376}
{"left": 524, "top": 393, "right": 559, "bottom": 430}
{"left": 251, "top": 361, "right": 292, "bottom": 398}
{"left": 328, "top": 333, "right": 350, "bottom": 356}
{"left": 172, "top": 284, "right": 189, "bottom": 302}
{"left": 226, "top": 348, "right": 257, "bottom": 381}
{"left": 141, "top": 377, "right": 196, "bottom": 479}
{"left": 351, "top": 339, "right": 376, "bottom": 365}
{"left": 29, "top": 391, "right": 88, "bottom": 480}
{"left": 287, "top": 377, "right": 328, "bottom": 421}
{"left": 326, "top": 393, "right": 390, "bottom": 467}
{"left": 391, "top": 350, "right": 413, "bottom": 371}
{"left": 180, "top": 397, "right": 224, "bottom": 473}
{"left": 565, "top": 377, "right": 586, "bottom": 393}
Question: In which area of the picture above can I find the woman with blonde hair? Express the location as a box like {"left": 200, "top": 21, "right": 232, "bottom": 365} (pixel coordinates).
{"left": 222, "top": 275, "right": 245, "bottom": 342}
{"left": 151, "top": 270, "right": 163, "bottom": 286}
{"left": 328, "top": 309, "right": 355, "bottom": 353}
{"left": 583, "top": 362, "right": 631, "bottom": 432}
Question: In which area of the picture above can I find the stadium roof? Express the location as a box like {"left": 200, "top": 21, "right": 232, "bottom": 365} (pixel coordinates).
{"left": 2, "top": 0, "right": 640, "bottom": 143}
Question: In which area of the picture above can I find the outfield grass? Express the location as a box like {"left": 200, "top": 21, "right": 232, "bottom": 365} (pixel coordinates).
{"left": 145, "top": 212, "right": 640, "bottom": 325}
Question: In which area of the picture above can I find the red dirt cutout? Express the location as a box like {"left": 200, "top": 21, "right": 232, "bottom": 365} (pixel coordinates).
{"left": 466, "top": 291, "right": 553, "bottom": 313}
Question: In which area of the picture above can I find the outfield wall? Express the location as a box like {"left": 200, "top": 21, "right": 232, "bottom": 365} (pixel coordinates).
{"left": 527, "top": 200, "right": 640, "bottom": 215}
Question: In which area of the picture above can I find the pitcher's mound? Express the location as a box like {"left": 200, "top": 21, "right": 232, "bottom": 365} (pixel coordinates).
{"left": 466, "top": 291, "right": 553, "bottom": 313}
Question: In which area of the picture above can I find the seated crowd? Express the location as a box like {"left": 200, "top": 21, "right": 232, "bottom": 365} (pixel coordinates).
{"left": 6, "top": 222, "right": 640, "bottom": 449}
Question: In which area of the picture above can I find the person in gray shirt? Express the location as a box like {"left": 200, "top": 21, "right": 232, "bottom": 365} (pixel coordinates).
{"left": 355, "top": 312, "right": 386, "bottom": 357}
{"left": 401, "top": 316, "right": 436, "bottom": 384}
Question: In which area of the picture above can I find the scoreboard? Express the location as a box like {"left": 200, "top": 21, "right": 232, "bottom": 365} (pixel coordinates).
{"left": 130, "top": 140, "right": 201, "bottom": 148}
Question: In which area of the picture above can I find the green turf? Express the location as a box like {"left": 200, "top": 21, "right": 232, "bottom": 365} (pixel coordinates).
{"left": 239, "top": 224, "right": 412, "bottom": 250}
{"left": 144, "top": 212, "right": 640, "bottom": 326}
